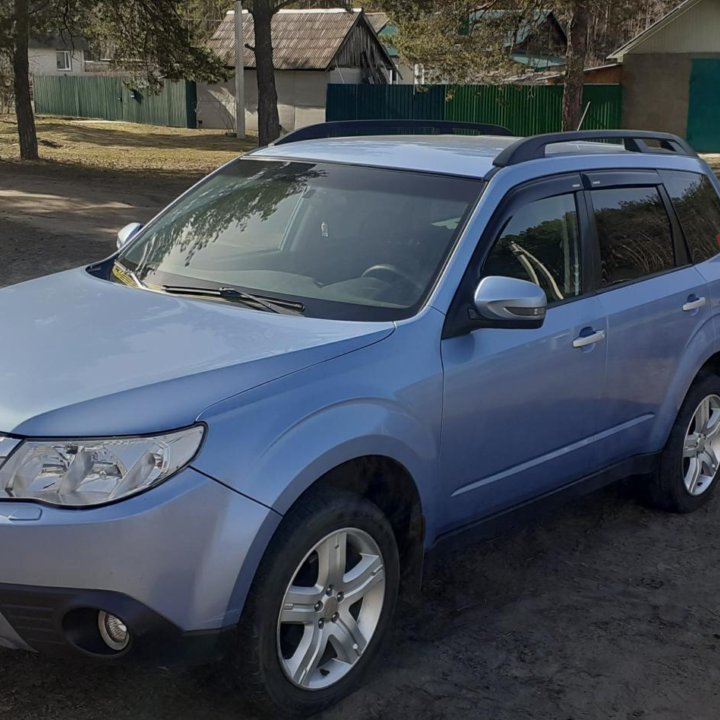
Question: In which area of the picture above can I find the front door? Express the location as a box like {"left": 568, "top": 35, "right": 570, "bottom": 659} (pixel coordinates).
{"left": 440, "top": 175, "right": 607, "bottom": 533}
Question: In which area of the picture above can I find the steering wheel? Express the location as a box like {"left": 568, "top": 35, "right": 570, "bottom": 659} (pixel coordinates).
{"left": 361, "top": 264, "right": 424, "bottom": 294}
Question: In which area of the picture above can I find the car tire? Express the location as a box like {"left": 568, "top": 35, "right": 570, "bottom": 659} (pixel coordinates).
{"left": 230, "top": 488, "right": 400, "bottom": 718}
{"left": 645, "top": 373, "right": 720, "bottom": 513}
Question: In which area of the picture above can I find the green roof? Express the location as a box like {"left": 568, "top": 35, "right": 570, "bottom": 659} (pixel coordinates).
{"left": 468, "top": 9, "right": 556, "bottom": 47}
{"left": 378, "top": 25, "right": 399, "bottom": 58}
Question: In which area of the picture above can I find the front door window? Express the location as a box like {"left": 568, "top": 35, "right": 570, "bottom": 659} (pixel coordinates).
{"left": 482, "top": 193, "right": 582, "bottom": 303}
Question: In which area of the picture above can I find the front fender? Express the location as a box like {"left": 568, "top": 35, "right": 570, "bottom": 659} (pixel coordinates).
{"left": 252, "top": 398, "right": 438, "bottom": 518}
{"left": 193, "top": 313, "right": 446, "bottom": 543}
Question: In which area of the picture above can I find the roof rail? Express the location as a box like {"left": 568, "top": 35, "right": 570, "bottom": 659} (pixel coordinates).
{"left": 274, "top": 119, "right": 513, "bottom": 146}
{"left": 493, "top": 130, "right": 697, "bottom": 168}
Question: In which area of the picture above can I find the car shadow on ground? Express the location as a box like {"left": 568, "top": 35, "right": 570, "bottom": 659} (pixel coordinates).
{"left": 4, "top": 484, "right": 720, "bottom": 720}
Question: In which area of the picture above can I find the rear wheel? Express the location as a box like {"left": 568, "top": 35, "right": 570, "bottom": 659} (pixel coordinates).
{"left": 232, "top": 489, "right": 400, "bottom": 717}
{"left": 646, "top": 374, "right": 720, "bottom": 513}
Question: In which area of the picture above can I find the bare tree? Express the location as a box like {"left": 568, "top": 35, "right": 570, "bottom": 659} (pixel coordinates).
{"left": 12, "top": 0, "right": 36, "bottom": 159}
{"left": 242, "top": 1, "right": 352, "bottom": 146}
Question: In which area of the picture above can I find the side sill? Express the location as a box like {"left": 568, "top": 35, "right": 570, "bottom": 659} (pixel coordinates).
{"left": 425, "top": 453, "right": 659, "bottom": 567}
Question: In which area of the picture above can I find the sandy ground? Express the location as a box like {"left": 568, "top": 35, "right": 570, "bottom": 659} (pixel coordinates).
{"left": 2, "top": 161, "right": 720, "bottom": 720}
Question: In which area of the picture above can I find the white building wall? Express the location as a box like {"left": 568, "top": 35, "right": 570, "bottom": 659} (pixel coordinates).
{"left": 328, "top": 68, "right": 362, "bottom": 84}
{"left": 197, "top": 69, "right": 329, "bottom": 134}
{"left": 29, "top": 48, "right": 85, "bottom": 76}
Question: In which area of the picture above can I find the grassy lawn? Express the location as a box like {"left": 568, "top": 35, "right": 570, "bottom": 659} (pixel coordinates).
{"left": 0, "top": 115, "right": 256, "bottom": 173}
{"left": 1, "top": 114, "right": 719, "bottom": 180}
{"left": 702, "top": 155, "right": 720, "bottom": 175}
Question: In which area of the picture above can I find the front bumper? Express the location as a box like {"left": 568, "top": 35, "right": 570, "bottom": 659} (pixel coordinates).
{"left": 0, "top": 467, "right": 280, "bottom": 662}
{"left": 0, "top": 583, "right": 234, "bottom": 664}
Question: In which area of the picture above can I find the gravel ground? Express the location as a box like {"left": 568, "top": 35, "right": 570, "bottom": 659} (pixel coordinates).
{"left": 2, "top": 161, "right": 720, "bottom": 720}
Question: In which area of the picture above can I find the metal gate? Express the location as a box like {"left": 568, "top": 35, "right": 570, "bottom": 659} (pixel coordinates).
{"left": 33, "top": 75, "right": 197, "bottom": 129}
{"left": 326, "top": 84, "right": 623, "bottom": 135}
{"left": 688, "top": 59, "right": 720, "bottom": 152}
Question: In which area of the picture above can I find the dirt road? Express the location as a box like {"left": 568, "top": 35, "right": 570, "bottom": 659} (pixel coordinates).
{"left": 1, "top": 161, "right": 720, "bottom": 720}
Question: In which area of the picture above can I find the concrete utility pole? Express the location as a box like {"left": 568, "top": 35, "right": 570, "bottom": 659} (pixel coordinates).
{"left": 234, "top": 0, "right": 246, "bottom": 138}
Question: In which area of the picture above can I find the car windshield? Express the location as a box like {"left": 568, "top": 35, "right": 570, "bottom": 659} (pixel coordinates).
{"left": 114, "top": 159, "right": 483, "bottom": 321}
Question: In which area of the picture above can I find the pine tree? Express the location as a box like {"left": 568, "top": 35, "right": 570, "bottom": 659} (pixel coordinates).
{"left": 382, "top": 0, "right": 679, "bottom": 130}
{"left": 0, "top": 0, "right": 229, "bottom": 160}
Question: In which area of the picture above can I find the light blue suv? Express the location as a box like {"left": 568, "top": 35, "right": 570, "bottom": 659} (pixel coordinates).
{"left": 2, "top": 121, "right": 720, "bottom": 717}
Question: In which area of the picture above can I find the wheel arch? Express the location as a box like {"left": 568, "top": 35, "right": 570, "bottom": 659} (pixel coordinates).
{"left": 223, "top": 451, "right": 429, "bottom": 628}
{"left": 313, "top": 455, "right": 426, "bottom": 598}
{"left": 653, "top": 348, "right": 720, "bottom": 450}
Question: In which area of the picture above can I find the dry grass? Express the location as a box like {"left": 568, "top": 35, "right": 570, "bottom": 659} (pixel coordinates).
{"left": 702, "top": 154, "right": 720, "bottom": 175}
{"left": 0, "top": 115, "right": 256, "bottom": 173}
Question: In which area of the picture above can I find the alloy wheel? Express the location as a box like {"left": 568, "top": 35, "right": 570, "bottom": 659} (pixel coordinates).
{"left": 276, "top": 527, "right": 386, "bottom": 690}
{"left": 683, "top": 394, "right": 720, "bottom": 496}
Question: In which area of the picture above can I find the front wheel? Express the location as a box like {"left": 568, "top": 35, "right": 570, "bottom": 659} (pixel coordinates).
{"left": 231, "top": 489, "right": 400, "bottom": 717}
{"left": 646, "top": 373, "right": 720, "bottom": 513}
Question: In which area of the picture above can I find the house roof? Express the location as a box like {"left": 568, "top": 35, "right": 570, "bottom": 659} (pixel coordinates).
{"left": 365, "top": 11, "right": 400, "bottom": 58}
{"left": 208, "top": 8, "right": 394, "bottom": 71}
{"left": 469, "top": 8, "right": 566, "bottom": 48}
{"left": 609, "top": 0, "right": 702, "bottom": 60}
{"left": 365, "top": 12, "right": 389, "bottom": 34}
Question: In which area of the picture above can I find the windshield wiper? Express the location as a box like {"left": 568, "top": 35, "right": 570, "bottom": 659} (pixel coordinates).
{"left": 161, "top": 285, "right": 305, "bottom": 315}
{"left": 114, "top": 260, "right": 145, "bottom": 289}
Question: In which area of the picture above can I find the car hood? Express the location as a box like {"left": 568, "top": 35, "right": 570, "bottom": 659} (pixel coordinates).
{"left": 0, "top": 269, "right": 394, "bottom": 437}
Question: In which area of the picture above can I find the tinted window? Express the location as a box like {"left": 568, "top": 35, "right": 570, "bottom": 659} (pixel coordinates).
{"left": 590, "top": 187, "right": 674, "bottom": 287}
{"left": 483, "top": 194, "right": 581, "bottom": 304}
{"left": 117, "top": 160, "right": 482, "bottom": 321}
{"left": 662, "top": 170, "right": 720, "bottom": 264}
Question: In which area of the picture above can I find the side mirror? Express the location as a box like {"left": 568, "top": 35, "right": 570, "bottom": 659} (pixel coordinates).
{"left": 117, "top": 222, "right": 143, "bottom": 250}
{"left": 472, "top": 276, "right": 547, "bottom": 329}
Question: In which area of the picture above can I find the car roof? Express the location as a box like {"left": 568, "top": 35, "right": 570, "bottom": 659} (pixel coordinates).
{"left": 253, "top": 134, "right": 644, "bottom": 179}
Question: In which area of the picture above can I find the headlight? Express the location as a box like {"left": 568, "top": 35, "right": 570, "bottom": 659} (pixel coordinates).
{"left": 0, "top": 426, "right": 204, "bottom": 508}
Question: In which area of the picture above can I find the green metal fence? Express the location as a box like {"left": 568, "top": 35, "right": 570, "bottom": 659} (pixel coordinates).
{"left": 327, "top": 83, "right": 623, "bottom": 134}
{"left": 33, "top": 75, "right": 197, "bottom": 129}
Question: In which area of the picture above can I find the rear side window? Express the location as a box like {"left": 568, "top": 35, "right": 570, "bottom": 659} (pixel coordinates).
{"left": 662, "top": 170, "right": 720, "bottom": 264}
{"left": 590, "top": 187, "right": 675, "bottom": 288}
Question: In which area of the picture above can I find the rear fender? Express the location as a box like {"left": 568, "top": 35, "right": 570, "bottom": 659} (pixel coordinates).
{"left": 649, "top": 316, "right": 717, "bottom": 451}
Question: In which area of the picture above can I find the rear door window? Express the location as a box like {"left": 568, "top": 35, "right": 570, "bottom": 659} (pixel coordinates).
{"left": 661, "top": 170, "right": 720, "bottom": 264}
{"left": 589, "top": 186, "right": 675, "bottom": 287}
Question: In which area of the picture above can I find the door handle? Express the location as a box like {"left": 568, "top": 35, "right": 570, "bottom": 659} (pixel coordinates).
{"left": 683, "top": 297, "right": 707, "bottom": 312}
{"left": 573, "top": 329, "right": 606, "bottom": 349}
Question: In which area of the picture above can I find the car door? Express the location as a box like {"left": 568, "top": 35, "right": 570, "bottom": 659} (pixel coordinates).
{"left": 439, "top": 175, "right": 608, "bottom": 532}
{"left": 661, "top": 168, "right": 720, "bottom": 348}
{"left": 585, "top": 171, "right": 712, "bottom": 465}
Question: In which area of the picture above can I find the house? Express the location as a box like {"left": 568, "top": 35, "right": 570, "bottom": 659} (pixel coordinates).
{"left": 609, "top": 0, "right": 720, "bottom": 152}
{"left": 366, "top": 12, "right": 415, "bottom": 84}
{"left": 365, "top": 7, "right": 567, "bottom": 86}
{"left": 469, "top": 8, "right": 567, "bottom": 72}
{"left": 199, "top": 8, "right": 396, "bottom": 133}
{"left": 29, "top": 34, "right": 87, "bottom": 76}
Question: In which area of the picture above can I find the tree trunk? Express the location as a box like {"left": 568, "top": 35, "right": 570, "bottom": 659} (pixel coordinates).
{"left": 562, "top": 0, "right": 589, "bottom": 132}
{"left": 252, "top": 2, "right": 280, "bottom": 146}
{"left": 12, "top": 0, "right": 38, "bottom": 160}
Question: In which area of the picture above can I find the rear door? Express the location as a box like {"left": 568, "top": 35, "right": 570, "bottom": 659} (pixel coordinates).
{"left": 586, "top": 170, "right": 711, "bottom": 465}
{"left": 662, "top": 169, "right": 720, "bottom": 344}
